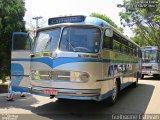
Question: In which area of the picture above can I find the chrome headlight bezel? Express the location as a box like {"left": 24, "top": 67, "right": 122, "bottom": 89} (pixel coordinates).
{"left": 152, "top": 65, "right": 158, "bottom": 70}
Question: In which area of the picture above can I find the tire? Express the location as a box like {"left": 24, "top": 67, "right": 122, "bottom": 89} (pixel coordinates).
{"left": 153, "top": 74, "right": 160, "bottom": 79}
{"left": 133, "top": 73, "right": 139, "bottom": 88}
{"left": 141, "top": 74, "right": 144, "bottom": 79}
{"left": 108, "top": 80, "right": 118, "bottom": 105}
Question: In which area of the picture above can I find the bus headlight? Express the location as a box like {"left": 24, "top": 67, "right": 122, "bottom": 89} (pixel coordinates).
{"left": 79, "top": 72, "right": 90, "bottom": 82}
{"left": 152, "top": 65, "right": 158, "bottom": 70}
{"left": 70, "top": 72, "right": 90, "bottom": 82}
{"left": 30, "top": 70, "right": 40, "bottom": 80}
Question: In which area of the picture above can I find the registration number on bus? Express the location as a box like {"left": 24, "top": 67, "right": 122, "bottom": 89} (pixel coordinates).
{"left": 43, "top": 89, "right": 57, "bottom": 95}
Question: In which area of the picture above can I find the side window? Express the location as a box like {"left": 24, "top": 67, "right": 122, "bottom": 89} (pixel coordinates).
{"left": 133, "top": 46, "right": 137, "bottom": 56}
{"left": 128, "top": 42, "right": 133, "bottom": 55}
{"left": 158, "top": 52, "right": 160, "bottom": 62}
{"left": 113, "top": 34, "right": 121, "bottom": 52}
{"left": 13, "top": 34, "right": 31, "bottom": 50}
{"left": 132, "top": 46, "right": 136, "bottom": 56}
{"left": 121, "top": 39, "right": 128, "bottom": 54}
{"left": 139, "top": 48, "right": 142, "bottom": 58}
{"left": 137, "top": 48, "right": 139, "bottom": 57}
{"left": 121, "top": 44, "right": 125, "bottom": 53}
{"left": 103, "top": 35, "right": 112, "bottom": 49}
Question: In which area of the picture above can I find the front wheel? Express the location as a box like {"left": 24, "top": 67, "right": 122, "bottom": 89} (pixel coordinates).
{"left": 153, "top": 74, "right": 160, "bottom": 79}
{"left": 108, "top": 80, "right": 118, "bottom": 105}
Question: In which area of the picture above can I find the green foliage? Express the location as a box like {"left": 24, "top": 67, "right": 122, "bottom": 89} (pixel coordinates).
{"left": 119, "top": 0, "right": 160, "bottom": 46}
{"left": 90, "top": 13, "right": 123, "bottom": 32}
{"left": 0, "top": 0, "right": 26, "bottom": 78}
{"left": 2, "top": 78, "right": 6, "bottom": 83}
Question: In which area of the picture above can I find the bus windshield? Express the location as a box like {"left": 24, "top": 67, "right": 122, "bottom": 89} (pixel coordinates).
{"left": 34, "top": 28, "right": 61, "bottom": 53}
{"left": 142, "top": 50, "right": 157, "bottom": 63}
{"left": 59, "top": 27, "right": 101, "bottom": 53}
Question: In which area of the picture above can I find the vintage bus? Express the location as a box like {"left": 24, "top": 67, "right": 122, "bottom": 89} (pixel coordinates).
{"left": 141, "top": 46, "right": 160, "bottom": 78}
{"left": 11, "top": 15, "right": 141, "bottom": 104}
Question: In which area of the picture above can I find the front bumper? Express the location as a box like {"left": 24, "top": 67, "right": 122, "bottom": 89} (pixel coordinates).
{"left": 142, "top": 70, "right": 160, "bottom": 75}
{"left": 30, "top": 86, "right": 101, "bottom": 101}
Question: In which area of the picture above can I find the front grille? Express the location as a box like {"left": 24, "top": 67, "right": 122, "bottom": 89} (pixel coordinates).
{"left": 37, "top": 70, "right": 71, "bottom": 81}
{"left": 144, "top": 66, "right": 152, "bottom": 69}
{"left": 39, "top": 71, "right": 50, "bottom": 80}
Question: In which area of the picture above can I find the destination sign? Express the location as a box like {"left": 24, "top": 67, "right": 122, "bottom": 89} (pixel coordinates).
{"left": 48, "top": 15, "right": 85, "bottom": 25}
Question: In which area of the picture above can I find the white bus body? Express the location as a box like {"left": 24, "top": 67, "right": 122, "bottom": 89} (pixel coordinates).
{"left": 11, "top": 16, "right": 141, "bottom": 104}
{"left": 141, "top": 46, "right": 160, "bottom": 78}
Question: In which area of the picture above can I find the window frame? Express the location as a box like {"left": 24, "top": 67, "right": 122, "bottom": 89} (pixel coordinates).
{"left": 33, "top": 27, "right": 61, "bottom": 53}
{"left": 12, "top": 33, "right": 32, "bottom": 51}
{"left": 112, "top": 32, "right": 121, "bottom": 52}
{"left": 59, "top": 26, "right": 101, "bottom": 53}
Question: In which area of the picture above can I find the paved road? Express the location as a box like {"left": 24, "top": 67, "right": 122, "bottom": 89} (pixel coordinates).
{"left": 0, "top": 76, "right": 160, "bottom": 120}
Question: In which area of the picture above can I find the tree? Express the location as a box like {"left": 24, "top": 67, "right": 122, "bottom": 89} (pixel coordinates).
{"left": 90, "top": 13, "right": 123, "bottom": 33}
{"left": 25, "top": 14, "right": 47, "bottom": 39}
{"left": 0, "top": 0, "right": 26, "bottom": 79}
{"left": 119, "top": 0, "right": 160, "bottom": 46}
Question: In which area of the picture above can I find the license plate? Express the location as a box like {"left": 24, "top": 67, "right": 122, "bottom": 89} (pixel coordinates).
{"left": 43, "top": 89, "right": 57, "bottom": 95}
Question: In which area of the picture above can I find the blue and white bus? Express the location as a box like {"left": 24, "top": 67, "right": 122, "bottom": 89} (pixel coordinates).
{"left": 141, "top": 46, "right": 160, "bottom": 78}
{"left": 11, "top": 15, "right": 141, "bottom": 104}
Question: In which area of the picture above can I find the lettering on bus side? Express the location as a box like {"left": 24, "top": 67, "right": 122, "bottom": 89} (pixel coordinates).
{"left": 108, "top": 64, "right": 131, "bottom": 77}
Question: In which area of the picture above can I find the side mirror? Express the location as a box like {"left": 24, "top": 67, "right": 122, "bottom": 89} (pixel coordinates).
{"left": 105, "top": 28, "right": 113, "bottom": 37}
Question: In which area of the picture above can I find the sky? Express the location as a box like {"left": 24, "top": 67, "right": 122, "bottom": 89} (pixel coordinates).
{"left": 24, "top": 0, "right": 134, "bottom": 37}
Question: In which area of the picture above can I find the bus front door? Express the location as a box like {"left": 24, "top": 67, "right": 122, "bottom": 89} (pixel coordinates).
{"left": 11, "top": 32, "right": 32, "bottom": 92}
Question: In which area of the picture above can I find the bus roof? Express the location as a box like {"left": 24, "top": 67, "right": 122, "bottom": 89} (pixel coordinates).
{"left": 141, "top": 46, "right": 159, "bottom": 50}
{"left": 37, "top": 15, "right": 140, "bottom": 47}
{"left": 39, "top": 15, "right": 110, "bottom": 30}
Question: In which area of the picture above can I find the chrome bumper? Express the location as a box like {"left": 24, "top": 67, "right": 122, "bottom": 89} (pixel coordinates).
{"left": 142, "top": 70, "right": 160, "bottom": 75}
{"left": 29, "top": 86, "right": 101, "bottom": 100}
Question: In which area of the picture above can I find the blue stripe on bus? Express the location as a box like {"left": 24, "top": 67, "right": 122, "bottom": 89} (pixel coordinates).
{"left": 32, "top": 57, "right": 105, "bottom": 68}
{"left": 99, "top": 90, "right": 113, "bottom": 100}
{"left": 12, "top": 57, "right": 137, "bottom": 68}
{"left": 12, "top": 57, "right": 105, "bottom": 68}
{"left": 11, "top": 63, "right": 24, "bottom": 75}
{"left": 12, "top": 86, "right": 29, "bottom": 92}
{"left": 56, "top": 95, "right": 98, "bottom": 101}
{"left": 120, "top": 82, "right": 133, "bottom": 90}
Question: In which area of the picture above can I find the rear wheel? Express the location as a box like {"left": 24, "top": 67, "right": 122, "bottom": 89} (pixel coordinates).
{"left": 153, "top": 74, "right": 160, "bottom": 79}
{"left": 133, "top": 73, "right": 139, "bottom": 88}
{"left": 141, "top": 74, "right": 144, "bottom": 79}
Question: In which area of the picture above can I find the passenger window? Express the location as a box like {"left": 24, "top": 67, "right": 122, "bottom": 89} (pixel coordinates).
{"left": 139, "top": 49, "right": 142, "bottom": 58}
{"left": 113, "top": 34, "right": 121, "bottom": 51}
{"left": 158, "top": 52, "right": 160, "bottom": 62}
{"left": 121, "top": 39, "right": 128, "bottom": 54}
{"left": 103, "top": 35, "right": 112, "bottom": 49}
{"left": 113, "top": 40, "right": 121, "bottom": 51}
{"left": 128, "top": 43, "right": 133, "bottom": 55}
{"left": 133, "top": 47, "right": 137, "bottom": 56}
{"left": 121, "top": 44, "right": 125, "bottom": 52}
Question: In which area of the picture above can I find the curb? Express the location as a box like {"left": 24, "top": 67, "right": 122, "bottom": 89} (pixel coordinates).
{"left": 0, "top": 93, "right": 7, "bottom": 97}
{"left": 0, "top": 92, "right": 30, "bottom": 97}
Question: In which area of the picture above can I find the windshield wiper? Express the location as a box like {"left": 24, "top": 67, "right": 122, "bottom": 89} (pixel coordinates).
{"left": 42, "top": 37, "right": 52, "bottom": 52}
{"left": 64, "top": 38, "right": 79, "bottom": 52}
